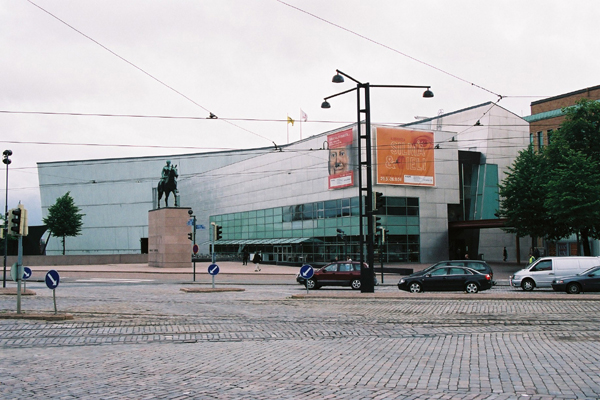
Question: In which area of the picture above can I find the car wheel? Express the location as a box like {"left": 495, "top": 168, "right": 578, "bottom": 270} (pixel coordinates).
{"left": 305, "top": 279, "right": 318, "bottom": 289}
{"left": 566, "top": 282, "right": 581, "bottom": 294}
{"left": 465, "top": 282, "right": 479, "bottom": 293}
{"left": 351, "top": 279, "right": 362, "bottom": 290}
{"left": 408, "top": 282, "right": 422, "bottom": 293}
{"left": 521, "top": 279, "right": 535, "bottom": 291}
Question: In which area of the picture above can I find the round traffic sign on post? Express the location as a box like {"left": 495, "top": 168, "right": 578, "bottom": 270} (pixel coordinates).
{"left": 208, "top": 264, "right": 220, "bottom": 276}
{"left": 23, "top": 267, "right": 32, "bottom": 280}
{"left": 299, "top": 264, "right": 315, "bottom": 294}
{"left": 45, "top": 270, "right": 60, "bottom": 289}
{"left": 299, "top": 264, "right": 314, "bottom": 279}
{"left": 192, "top": 244, "right": 199, "bottom": 254}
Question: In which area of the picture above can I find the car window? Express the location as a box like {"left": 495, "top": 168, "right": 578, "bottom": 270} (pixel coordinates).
{"left": 430, "top": 268, "right": 448, "bottom": 276}
{"left": 448, "top": 262, "right": 465, "bottom": 267}
{"left": 589, "top": 268, "right": 600, "bottom": 277}
{"left": 530, "top": 260, "right": 552, "bottom": 272}
{"left": 467, "top": 263, "right": 485, "bottom": 271}
{"left": 353, "top": 264, "right": 361, "bottom": 271}
{"left": 323, "top": 264, "right": 338, "bottom": 272}
{"left": 340, "top": 263, "right": 353, "bottom": 272}
{"left": 448, "top": 267, "right": 466, "bottom": 275}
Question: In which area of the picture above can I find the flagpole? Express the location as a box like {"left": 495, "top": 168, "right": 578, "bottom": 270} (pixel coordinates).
{"left": 287, "top": 114, "right": 290, "bottom": 144}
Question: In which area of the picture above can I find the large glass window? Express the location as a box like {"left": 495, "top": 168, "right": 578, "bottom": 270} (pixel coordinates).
{"left": 211, "top": 195, "right": 421, "bottom": 264}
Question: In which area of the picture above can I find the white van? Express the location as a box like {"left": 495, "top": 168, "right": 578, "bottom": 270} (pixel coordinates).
{"left": 510, "top": 256, "right": 600, "bottom": 291}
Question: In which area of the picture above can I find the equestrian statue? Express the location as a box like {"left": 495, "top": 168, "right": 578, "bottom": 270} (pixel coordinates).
{"left": 157, "top": 160, "right": 179, "bottom": 208}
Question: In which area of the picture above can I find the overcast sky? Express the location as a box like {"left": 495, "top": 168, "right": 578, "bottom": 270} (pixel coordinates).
{"left": 1, "top": 0, "right": 599, "bottom": 225}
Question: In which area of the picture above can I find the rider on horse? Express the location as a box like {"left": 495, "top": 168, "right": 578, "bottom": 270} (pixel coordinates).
{"left": 160, "top": 160, "right": 178, "bottom": 188}
{"left": 158, "top": 160, "right": 179, "bottom": 208}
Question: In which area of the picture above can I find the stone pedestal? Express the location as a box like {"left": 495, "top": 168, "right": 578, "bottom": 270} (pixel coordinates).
{"left": 148, "top": 207, "right": 191, "bottom": 268}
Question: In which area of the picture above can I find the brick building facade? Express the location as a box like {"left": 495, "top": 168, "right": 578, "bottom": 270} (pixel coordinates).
{"left": 526, "top": 84, "right": 600, "bottom": 150}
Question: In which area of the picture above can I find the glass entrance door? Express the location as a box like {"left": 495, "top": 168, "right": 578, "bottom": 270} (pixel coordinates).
{"left": 274, "top": 245, "right": 292, "bottom": 263}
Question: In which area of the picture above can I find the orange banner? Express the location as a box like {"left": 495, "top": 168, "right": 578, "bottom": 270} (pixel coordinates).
{"left": 375, "top": 127, "right": 435, "bottom": 186}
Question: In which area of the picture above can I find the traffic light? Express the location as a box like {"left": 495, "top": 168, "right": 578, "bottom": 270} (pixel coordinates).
{"left": 373, "top": 192, "right": 385, "bottom": 213}
{"left": 381, "top": 228, "right": 389, "bottom": 244}
{"left": 336, "top": 228, "right": 345, "bottom": 240}
{"left": 8, "top": 205, "right": 28, "bottom": 236}
{"left": 188, "top": 233, "right": 193, "bottom": 241}
{"left": 373, "top": 216, "right": 382, "bottom": 238}
{"left": 215, "top": 225, "right": 222, "bottom": 240}
{"left": 9, "top": 208, "right": 21, "bottom": 235}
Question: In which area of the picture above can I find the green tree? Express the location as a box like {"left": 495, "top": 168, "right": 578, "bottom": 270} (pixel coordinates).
{"left": 43, "top": 192, "right": 85, "bottom": 255}
{"left": 543, "top": 99, "right": 600, "bottom": 255}
{"left": 500, "top": 99, "right": 600, "bottom": 256}
{"left": 498, "top": 145, "right": 551, "bottom": 241}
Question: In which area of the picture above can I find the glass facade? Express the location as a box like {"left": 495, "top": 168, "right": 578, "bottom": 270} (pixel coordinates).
{"left": 211, "top": 196, "right": 420, "bottom": 265}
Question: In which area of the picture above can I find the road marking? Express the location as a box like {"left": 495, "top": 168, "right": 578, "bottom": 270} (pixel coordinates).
{"left": 75, "top": 278, "right": 155, "bottom": 283}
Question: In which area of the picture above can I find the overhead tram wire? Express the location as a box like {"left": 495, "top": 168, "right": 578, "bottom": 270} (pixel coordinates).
{"left": 1, "top": 109, "right": 551, "bottom": 128}
{"left": 275, "top": 0, "right": 504, "bottom": 101}
{"left": 25, "top": 0, "right": 273, "bottom": 144}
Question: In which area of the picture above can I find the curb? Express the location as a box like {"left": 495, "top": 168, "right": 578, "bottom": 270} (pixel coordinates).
{"left": 0, "top": 312, "right": 74, "bottom": 321}
{"left": 180, "top": 287, "right": 245, "bottom": 293}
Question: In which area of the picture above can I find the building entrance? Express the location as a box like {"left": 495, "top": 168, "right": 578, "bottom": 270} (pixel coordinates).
{"left": 274, "top": 245, "right": 292, "bottom": 263}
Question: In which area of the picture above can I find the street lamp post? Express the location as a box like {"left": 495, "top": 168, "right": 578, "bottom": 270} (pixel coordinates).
{"left": 2, "top": 149, "right": 12, "bottom": 288}
{"left": 322, "top": 70, "right": 433, "bottom": 292}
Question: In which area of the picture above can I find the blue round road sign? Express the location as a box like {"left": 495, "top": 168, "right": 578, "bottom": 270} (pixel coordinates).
{"left": 23, "top": 267, "right": 32, "bottom": 280}
{"left": 45, "top": 270, "right": 60, "bottom": 289}
{"left": 299, "top": 264, "right": 314, "bottom": 280}
{"left": 208, "top": 264, "right": 220, "bottom": 276}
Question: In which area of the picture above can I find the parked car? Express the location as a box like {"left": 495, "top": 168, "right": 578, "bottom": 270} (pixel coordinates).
{"left": 551, "top": 265, "right": 600, "bottom": 294}
{"left": 296, "top": 261, "right": 377, "bottom": 290}
{"left": 397, "top": 266, "right": 493, "bottom": 293}
{"left": 509, "top": 256, "right": 600, "bottom": 291}
{"left": 410, "top": 260, "right": 495, "bottom": 282}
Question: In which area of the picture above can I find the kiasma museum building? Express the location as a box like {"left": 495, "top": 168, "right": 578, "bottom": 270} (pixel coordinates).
{"left": 37, "top": 102, "right": 530, "bottom": 265}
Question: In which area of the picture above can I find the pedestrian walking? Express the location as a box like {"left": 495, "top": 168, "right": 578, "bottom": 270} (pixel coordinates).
{"left": 503, "top": 247, "right": 508, "bottom": 262}
{"left": 253, "top": 250, "right": 262, "bottom": 272}
{"left": 242, "top": 248, "right": 249, "bottom": 265}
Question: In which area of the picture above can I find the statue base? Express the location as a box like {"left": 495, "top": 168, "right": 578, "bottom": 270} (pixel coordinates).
{"left": 148, "top": 207, "right": 191, "bottom": 268}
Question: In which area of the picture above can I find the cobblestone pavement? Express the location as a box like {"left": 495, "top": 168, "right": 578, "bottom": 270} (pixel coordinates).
{"left": 2, "top": 282, "right": 600, "bottom": 399}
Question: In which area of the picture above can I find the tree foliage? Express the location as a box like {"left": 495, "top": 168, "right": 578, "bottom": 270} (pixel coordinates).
{"left": 43, "top": 192, "right": 85, "bottom": 255}
{"left": 498, "top": 145, "right": 550, "bottom": 239}
{"left": 499, "top": 99, "right": 600, "bottom": 255}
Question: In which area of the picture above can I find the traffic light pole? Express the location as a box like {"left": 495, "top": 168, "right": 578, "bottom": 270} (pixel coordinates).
{"left": 192, "top": 215, "right": 196, "bottom": 282}
{"left": 2, "top": 150, "right": 10, "bottom": 288}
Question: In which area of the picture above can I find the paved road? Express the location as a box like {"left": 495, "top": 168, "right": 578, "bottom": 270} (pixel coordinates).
{"left": 2, "top": 277, "right": 600, "bottom": 399}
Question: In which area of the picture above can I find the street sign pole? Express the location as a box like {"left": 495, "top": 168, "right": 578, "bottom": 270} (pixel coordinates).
{"left": 192, "top": 215, "right": 197, "bottom": 282}
{"left": 16, "top": 235, "right": 22, "bottom": 314}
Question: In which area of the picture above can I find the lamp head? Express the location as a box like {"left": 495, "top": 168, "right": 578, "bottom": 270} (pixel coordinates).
{"left": 422, "top": 88, "right": 434, "bottom": 98}
{"left": 332, "top": 73, "right": 344, "bottom": 83}
{"left": 321, "top": 100, "right": 331, "bottom": 109}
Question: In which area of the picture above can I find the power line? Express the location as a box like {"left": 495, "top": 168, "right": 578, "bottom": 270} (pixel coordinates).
{"left": 275, "top": 0, "right": 505, "bottom": 101}
{"left": 25, "top": 0, "right": 274, "bottom": 144}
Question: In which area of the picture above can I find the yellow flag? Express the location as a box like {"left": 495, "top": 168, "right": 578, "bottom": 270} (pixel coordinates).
{"left": 287, "top": 116, "right": 294, "bottom": 126}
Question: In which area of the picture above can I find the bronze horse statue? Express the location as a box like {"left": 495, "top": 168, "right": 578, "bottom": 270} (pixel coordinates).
{"left": 157, "top": 166, "right": 177, "bottom": 208}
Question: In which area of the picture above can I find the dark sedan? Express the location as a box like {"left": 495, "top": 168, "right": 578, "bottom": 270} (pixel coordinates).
{"left": 398, "top": 266, "right": 493, "bottom": 293}
{"left": 551, "top": 266, "right": 600, "bottom": 294}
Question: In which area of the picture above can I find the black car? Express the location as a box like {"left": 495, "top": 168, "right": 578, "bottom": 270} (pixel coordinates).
{"left": 412, "top": 260, "right": 495, "bottom": 282}
{"left": 296, "top": 261, "right": 377, "bottom": 290}
{"left": 397, "top": 266, "right": 493, "bottom": 293}
{"left": 551, "top": 266, "right": 600, "bottom": 294}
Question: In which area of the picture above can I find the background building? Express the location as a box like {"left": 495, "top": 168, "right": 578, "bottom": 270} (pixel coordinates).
{"left": 524, "top": 84, "right": 600, "bottom": 256}
{"left": 37, "top": 102, "right": 530, "bottom": 264}
{"left": 526, "top": 84, "right": 600, "bottom": 150}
